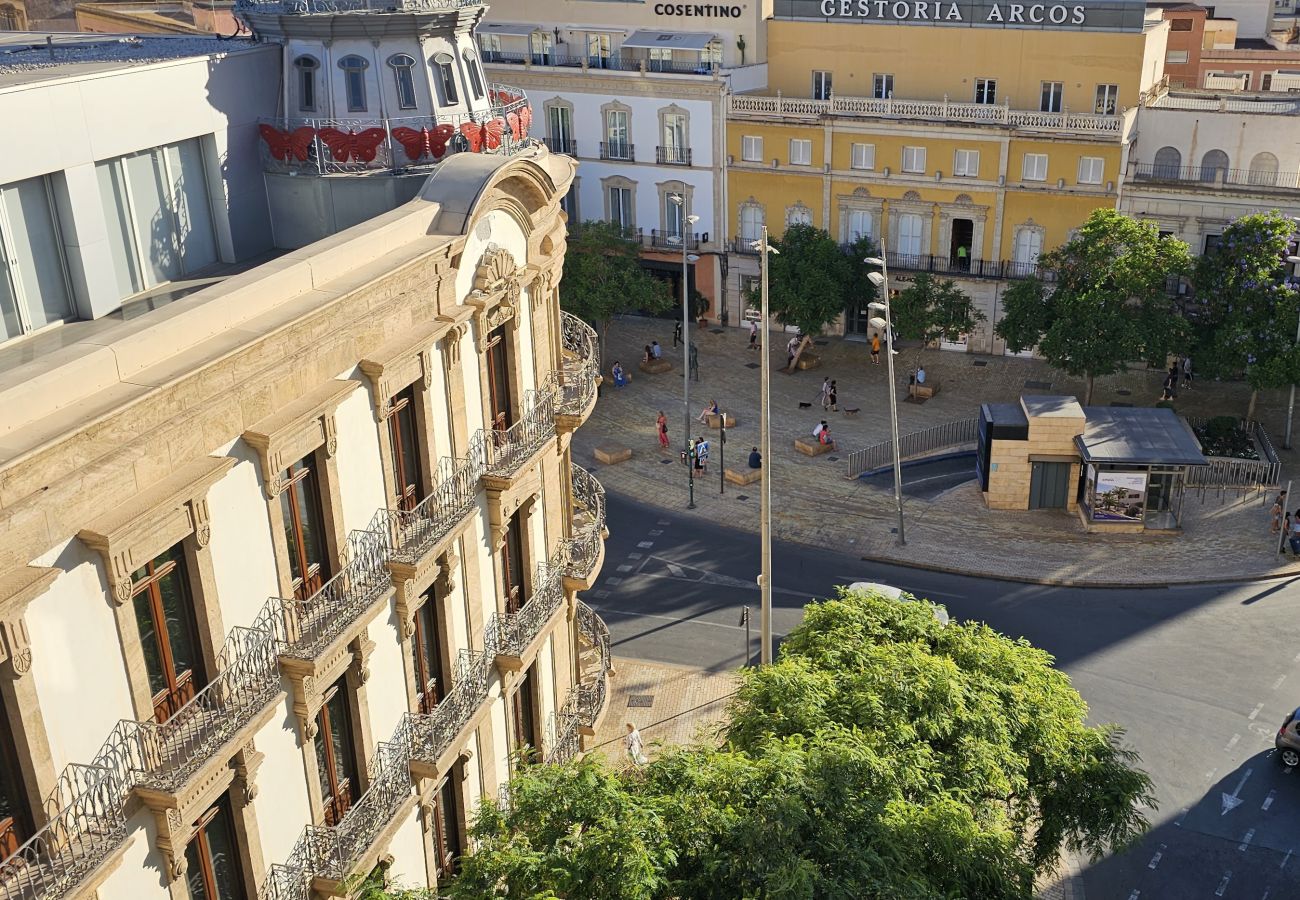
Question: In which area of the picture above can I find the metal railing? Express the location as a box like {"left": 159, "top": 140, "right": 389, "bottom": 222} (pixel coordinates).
{"left": 371, "top": 449, "right": 484, "bottom": 566}
{"left": 649, "top": 229, "right": 699, "bottom": 251}
{"left": 561, "top": 464, "right": 606, "bottom": 582}
{"left": 1129, "top": 163, "right": 1300, "bottom": 191}
{"left": 732, "top": 241, "right": 1056, "bottom": 282}
{"left": 480, "top": 391, "right": 556, "bottom": 477}
{"left": 485, "top": 559, "right": 566, "bottom": 660}
{"left": 544, "top": 137, "right": 577, "bottom": 155}
{"left": 846, "top": 417, "right": 980, "bottom": 479}
{"left": 406, "top": 649, "right": 492, "bottom": 767}
{"left": 555, "top": 313, "right": 600, "bottom": 420}
{"left": 546, "top": 601, "right": 613, "bottom": 765}
{"left": 599, "top": 141, "right": 635, "bottom": 161}
{"left": 279, "top": 530, "right": 394, "bottom": 662}
{"left": 728, "top": 92, "right": 1122, "bottom": 136}
{"left": 656, "top": 146, "right": 692, "bottom": 165}
{"left": 237, "top": 0, "right": 481, "bottom": 12}
{"left": 1183, "top": 417, "right": 1281, "bottom": 490}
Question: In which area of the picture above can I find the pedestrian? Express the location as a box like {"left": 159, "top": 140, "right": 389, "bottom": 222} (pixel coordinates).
{"left": 786, "top": 335, "right": 800, "bottom": 370}
{"left": 871, "top": 332, "right": 881, "bottom": 365}
{"left": 625, "top": 723, "right": 648, "bottom": 766}
{"left": 642, "top": 344, "right": 654, "bottom": 364}
{"left": 748, "top": 446, "right": 762, "bottom": 469}
{"left": 657, "top": 410, "right": 669, "bottom": 449}
{"left": 818, "top": 422, "right": 835, "bottom": 448}
{"left": 697, "top": 399, "right": 719, "bottom": 423}
{"left": 747, "top": 318, "right": 758, "bottom": 350}
{"left": 696, "top": 435, "right": 710, "bottom": 472}
{"left": 813, "top": 419, "right": 828, "bottom": 439}
{"left": 689, "top": 343, "right": 699, "bottom": 381}
{"left": 1286, "top": 512, "right": 1294, "bottom": 554}
{"left": 1289, "top": 510, "right": 1300, "bottom": 555}
{"left": 611, "top": 361, "right": 627, "bottom": 388}
{"left": 828, "top": 379, "right": 838, "bottom": 412}
{"left": 673, "top": 320, "right": 682, "bottom": 348}
{"left": 651, "top": 340, "right": 662, "bottom": 360}
{"left": 1160, "top": 372, "right": 1175, "bottom": 402}
{"left": 1182, "top": 355, "right": 1193, "bottom": 389}
{"left": 1271, "top": 496, "right": 1284, "bottom": 535}
{"left": 818, "top": 377, "right": 832, "bottom": 410}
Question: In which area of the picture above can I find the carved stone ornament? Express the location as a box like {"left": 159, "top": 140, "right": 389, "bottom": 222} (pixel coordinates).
{"left": 0, "top": 618, "right": 33, "bottom": 677}
{"left": 421, "top": 349, "right": 434, "bottom": 388}
{"left": 468, "top": 245, "right": 523, "bottom": 351}
{"left": 530, "top": 269, "right": 552, "bottom": 308}
{"left": 114, "top": 576, "right": 135, "bottom": 606}
{"left": 234, "top": 742, "right": 265, "bottom": 807}
{"left": 324, "top": 412, "right": 339, "bottom": 458}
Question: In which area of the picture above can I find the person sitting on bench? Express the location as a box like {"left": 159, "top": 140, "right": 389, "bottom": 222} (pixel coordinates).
{"left": 748, "top": 447, "right": 762, "bottom": 469}
{"left": 698, "top": 400, "right": 720, "bottom": 423}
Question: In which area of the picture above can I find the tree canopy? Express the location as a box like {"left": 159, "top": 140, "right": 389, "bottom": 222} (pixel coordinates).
{"left": 758, "top": 223, "right": 851, "bottom": 370}
{"left": 558, "top": 221, "right": 672, "bottom": 331}
{"left": 379, "top": 589, "right": 1153, "bottom": 900}
{"left": 995, "top": 209, "right": 1191, "bottom": 403}
{"left": 892, "top": 273, "right": 986, "bottom": 346}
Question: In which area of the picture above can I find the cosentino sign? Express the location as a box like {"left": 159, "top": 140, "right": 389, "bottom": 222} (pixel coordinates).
{"left": 771, "top": 0, "right": 1146, "bottom": 29}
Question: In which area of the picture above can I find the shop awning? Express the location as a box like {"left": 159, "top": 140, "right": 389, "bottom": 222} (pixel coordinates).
{"left": 620, "top": 29, "right": 717, "bottom": 51}
{"left": 478, "top": 23, "right": 541, "bottom": 36}
{"left": 1075, "top": 407, "right": 1208, "bottom": 467}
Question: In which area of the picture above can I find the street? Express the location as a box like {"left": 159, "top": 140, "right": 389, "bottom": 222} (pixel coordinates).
{"left": 585, "top": 490, "right": 1300, "bottom": 899}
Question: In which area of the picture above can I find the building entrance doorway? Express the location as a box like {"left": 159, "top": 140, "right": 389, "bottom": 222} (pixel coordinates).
{"left": 950, "top": 218, "right": 973, "bottom": 270}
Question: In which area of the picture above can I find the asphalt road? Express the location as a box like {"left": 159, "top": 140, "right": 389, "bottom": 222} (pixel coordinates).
{"left": 584, "top": 489, "right": 1300, "bottom": 900}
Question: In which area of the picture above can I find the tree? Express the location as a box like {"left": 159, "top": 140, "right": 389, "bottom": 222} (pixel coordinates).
{"left": 995, "top": 209, "right": 1192, "bottom": 403}
{"left": 387, "top": 589, "right": 1153, "bottom": 900}
{"left": 752, "top": 223, "right": 851, "bottom": 372}
{"left": 559, "top": 221, "right": 673, "bottom": 353}
{"left": 892, "top": 273, "right": 986, "bottom": 347}
{"left": 1190, "top": 211, "right": 1300, "bottom": 420}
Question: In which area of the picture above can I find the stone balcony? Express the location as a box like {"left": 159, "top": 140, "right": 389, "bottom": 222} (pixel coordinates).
{"left": 405, "top": 649, "right": 493, "bottom": 779}
{"left": 545, "top": 601, "right": 613, "bottom": 764}
{"left": 485, "top": 558, "right": 567, "bottom": 673}
{"left": 554, "top": 312, "right": 601, "bottom": 433}
{"left": 561, "top": 464, "right": 607, "bottom": 592}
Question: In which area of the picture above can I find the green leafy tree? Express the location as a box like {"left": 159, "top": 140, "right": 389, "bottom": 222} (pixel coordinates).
{"left": 376, "top": 589, "right": 1154, "bottom": 900}
{"left": 842, "top": 234, "right": 881, "bottom": 333}
{"left": 892, "top": 273, "right": 986, "bottom": 347}
{"left": 749, "top": 223, "right": 851, "bottom": 371}
{"left": 559, "top": 221, "right": 673, "bottom": 355}
{"left": 1190, "top": 211, "right": 1300, "bottom": 420}
{"left": 995, "top": 209, "right": 1191, "bottom": 403}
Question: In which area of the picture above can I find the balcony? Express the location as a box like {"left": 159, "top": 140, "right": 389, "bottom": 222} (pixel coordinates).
{"left": 545, "top": 137, "right": 577, "bottom": 155}
{"left": 727, "top": 93, "right": 1122, "bottom": 138}
{"left": 729, "top": 240, "right": 1055, "bottom": 283}
{"left": 256, "top": 83, "right": 532, "bottom": 176}
{"left": 561, "top": 465, "right": 607, "bottom": 592}
{"left": 554, "top": 312, "right": 600, "bottom": 429}
{"left": 405, "top": 649, "right": 492, "bottom": 777}
{"left": 599, "top": 141, "right": 635, "bottom": 162}
{"left": 279, "top": 531, "right": 394, "bottom": 665}
{"left": 481, "top": 48, "right": 720, "bottom": 77}
{"left": 656, "top": 146, "right": 692, "bottom": 166}
{"left": 546, "top": 602, "right": 613, "bottom": 764}
{"left": 1128, "top": 162, "right": 1300, "bottom": 192}
{"left": 238, "top": 0, "right": 482, "bottom": 12}
{"left": 373, "top": 452, "right": 484, "bottom": 573}
{"left": 732, "top": 236, "right": 761, "bottom": 256}
{"left": 649, "top": 229, "right": 700, "bottom": 251}
{"left": 486, "top": 559, "right": 566, "bottom": 671}
{"left": 480, "top": 391, "right": 557, "bottom": 483}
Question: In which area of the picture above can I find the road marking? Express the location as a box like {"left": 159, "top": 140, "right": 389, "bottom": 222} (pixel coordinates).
{"left": 637, "top": 541, "right": 655, "bottom": 549}
{"left": 616, "top": 565, "right": 634, "bottom": 573}
{"left": 1176, "top": 807, "right": 1189, "bottom": 826}
{"left": 657, "top": 519, "right": 670, "bottom": 526}
{"left": 1226, "top": 733, "right": 1241, "bottom": 752}
{"left": 1148, "top": 845, "right": 1165, "bottom": 869}
{"left": 1263, "top": 790, "right": 1277, "bottom": 811}
{"left": 1250, "top": 703, "right": 1265, "bottom": 721}
{"left": 1283, "top": 849, "right": 1294, "bottom": 870}
{"left": 605, "top": 577, "right": 624, "bottom": 586}
{"left": 1127, "top": 891, "right": 1141, "bottom": 900}
{"left": 1222, "top": 768, "right": 1253, "bottom": 815}
{"left": 1262, "top": 890, "right": 1271, "bottom": 900}
{"left": 627, "top": 552, "right": 643, "bottom": 560}
{"left": 648, "top": 529, "right": 663, "bottom": 536}
{"left": 665, "top": 563, "right": 686, "bottom": 577}
{"left": 1206, "top": 767, "right": 1219, "bottom": 783}
{"left": 1240, "top": 829, "right": 1256, "bottom": 851}
{"left": 1273, "top": 675, "right": 1287, "bottom": 691}
{"left": 1216, "top": 871, "right": 1232, "bottom": 896}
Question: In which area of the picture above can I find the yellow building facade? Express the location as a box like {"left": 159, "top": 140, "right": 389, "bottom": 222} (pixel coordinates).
{"left": 726, "top": 3, "right": 1170, "bottom": 352}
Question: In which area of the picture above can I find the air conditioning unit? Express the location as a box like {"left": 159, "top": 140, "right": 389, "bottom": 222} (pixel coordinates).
{"left": 935, "top": 171, "right": 943, "bottom": 181}
{"left": 771, "top": 158, "right": 779, "bottom": 168}
{"left": 1056, "top": 177, "right": 1066, "bottom": 189}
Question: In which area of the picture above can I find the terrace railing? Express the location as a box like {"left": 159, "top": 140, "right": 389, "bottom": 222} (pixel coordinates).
{"left": 406, "top": 650, "right": 492, "bottom": 768}
{"left": 846, "top": 417, "right": 980, "bottom": 479}
{"left": 485, "top": 558, "right": 566, "bottom": 661}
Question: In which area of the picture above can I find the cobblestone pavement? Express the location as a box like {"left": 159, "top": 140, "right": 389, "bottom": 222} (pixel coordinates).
{"left": 578, "top": 317, "right": 1300, "bottom": 586}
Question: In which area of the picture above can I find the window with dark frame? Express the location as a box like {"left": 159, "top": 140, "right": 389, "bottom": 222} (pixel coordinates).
{"left": 431, "top": 775, "right": 464, "bottom": 878}
{"left": 338, "top": 55, "right": 369, "bottom": 112}
{"left": 501, "top": 509, "right": 528, "bottom": 614}
{"left": 413, "top": 598, "right": 448, "bottom": 715}
{"left": 464, "top": 53, "right": 485, "bottom": 99}
{"left": 484, "top": 325, "right": 513, "bottom": 432}
{"left": 388, "top": 54, "right": 418, "bottom": 110}
{"left": 280, "top": 455, "right": 330, "bottom": 602}
{"left": 183, "top": 793, "right": 247, "bottom": 900}
{"left": 1040, "top": 81, "right": 1063, "bottom": 113}
{"left": 314, "top": 680, "right": 360, "bottom": 827}
{"left": 0, "top": 693, "right": 32, "bottom": 861}
{"left": 294, "top": 56, "right": 318, "bottom": 112}
{"left": 511, "top": 666, "right": 539, "bottom": 764}
{"left": 132, "top": 544, "right": 206, "bottom": 724}
{"left": 433, "top": 54, "right": 459, "bottom": 106}
{"left": 974, "top": 78, "right": 997, "bottom": 104}
{"left": 387, "top": 386, "right": 425, "bottom": 513}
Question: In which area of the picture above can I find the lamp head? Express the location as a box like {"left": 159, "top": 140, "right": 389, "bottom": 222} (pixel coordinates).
{"left": 668, "top": 194, "right": 684, "bottom": 207}
{"left": 864, "top": 256, "right": 885, "bottom": 266}
{"left": 867, "top": 301, "right": 886, "bottom": 313}
{"left": 1288, "top": 256, "right": 1300, "bottom": 264}
{"left": 867, "top": 272, "right": 885, "bottom": 286}
{"left": 868, "top": 316, "right": 888, "bottom": 330}
{"left": 687, "top": 254, "right": 700, "bottom": 262}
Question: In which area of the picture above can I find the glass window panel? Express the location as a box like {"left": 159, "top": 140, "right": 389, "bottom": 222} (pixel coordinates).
{"left": 313, "top": 712, "right": 331, "bottom": 800}
{"left": 294, "top": 474, "right": 324, "bottom": 572}
{"left": 280, "top": 488, "right": 304, "bottom": 584}
{"left": 125, "top": 149, "right": 182, "bottom": 287}
{"left": 0, "top": 178, "right": 71, "bottom": 330}
{"left": 132, "top": 590, "right": 168, "bottom": 697}
{"left": 156, "top": 552, "right": 199, "bottom": 681}
{"left": 0, "top": 232, "right": 21, "bottom": 341}
{"left": 184, "top": 840, "right": 211, "bottom": 900}
{"left": 167, "top": 140, "right": 218, "bottom": 276}
{"left": 95, "top": 160, "right": 143, "bottom": 300}
{"left": 204, "top": 802, "right": 244, "bottom": 900}
{"left": 327, "top": 691, "right": 356, "bottom": 785}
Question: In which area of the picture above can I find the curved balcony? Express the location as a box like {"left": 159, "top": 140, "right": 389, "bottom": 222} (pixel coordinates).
{"left": 546, "top": 602, "right": 613, "bottom": 764}
{"left": 561, "top": 465, "right": 607, "bottom": 592}
{"left": 479, "top": 390, "right": 556, "bottom": 486}
{"left": 405, "top": 649, "right": 492, "bottom": 777}
{"left": 554, "top": 312, "right": 600, "bottom": 431}
{"left": 257, "top": 85, "right": 533, "bottom": 177}
{"left": 485, "top": 557, "right": 566, "bottom": 672}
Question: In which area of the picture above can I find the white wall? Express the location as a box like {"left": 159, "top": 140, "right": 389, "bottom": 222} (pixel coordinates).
{"left": 96, "top": 810, "right": 168, "bottom": 900}
{"left": 489, "top": 688, "right": 511, "bottom": 785}
{"left": 1210, "top": 0, "right": 1274, "bottom": 38}
{"left": 251, "top": 709, "right": 315, "bottom": 866}
{"left": 468, "top": 512, "right": 497, "bottom": 647}
{"left": 332, "top": 376, "right": 388, "bottom": 535}
{"left": 1133, "top": 105, "right": 1300, "bottom": 175}
{"left": 384, "top": 804, "right": 429, "bottom": 889}
{"left": 425, "top": 347, "right": 454, "bottom": 464}
{"left": 206, "top": 450, "right": 281, "bottom": 638}
{"left": 365, "top": 600, "right": 411, "bottom": 742}
{"left": 26, "top": 539, "right": 135, "bottom": 771}
{"left": 537, "top": 634, "right": 556, "bottom": 734}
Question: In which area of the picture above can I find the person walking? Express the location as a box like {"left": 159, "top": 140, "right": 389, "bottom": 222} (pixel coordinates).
{"left": 818, "top": 377, "right": 832, "bottom": 411}
{"left": 828, "top": 379, "right": 839, "bottom": 412}
{"left": 871, "top": 332, "right": 881, "bottom": 365}
{"left": 1182, "top": 355, "right": 1193, "bottom": 389}
{"left": 612, "top": 361, "right": 627, "bottom": 388}
{"left": 747, "top": 318, "right": 758, "bottom": 350}
{"left": 673, "top": 319, "right": 683, "bottom": 348}
{"left": 689, "top": 343, "right": 699, "bottom": 381}
{"left": 657, "top": 410, "right": 669, "bottom": 449}
{"left": 625, "top": 723, "right": 648, "bottom": 766}
{"left": 786, "top": 335, "right": 800, "bottom": 370}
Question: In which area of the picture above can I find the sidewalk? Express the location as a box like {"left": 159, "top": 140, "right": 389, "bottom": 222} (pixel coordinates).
{"left": 577, "top": 317, "right": 1300, "bottom": 586}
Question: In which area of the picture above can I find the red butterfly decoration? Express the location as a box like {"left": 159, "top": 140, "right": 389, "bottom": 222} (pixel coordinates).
{"left": 460, "top": 122, "right": 483, "bottom": 153}
{"left": 483, "top": 118, "right": 505, "bottom": 150}
{"left": 506, "top": 111, "right": 522, "bottom": 141}
{"left": 492, "top": 88, "right": 521, "bottom": 106}
{"left": 520, "top": 105, "right": 532, "bottom": 136}
{"left": 259, "top": 124, "right": 316, "bottom": 162}
{"left": 317, "top": 127, "right": 387, "bottom": 163}
{"left": 391, "top": 124, "right": 455, "bottom": 161}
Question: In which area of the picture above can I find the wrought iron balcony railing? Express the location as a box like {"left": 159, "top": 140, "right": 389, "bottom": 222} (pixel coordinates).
{"left": 1129, "top": 162, "right": 1300, "bottom": 191}
{"left": 406, "top": 649, "right": 492, "bottom": 768}
{"left": 599, "top": 141, "right": 635, "bottom": 161}
{"left": 552, "top": 312, "right": 600, "bottom": 421}
{"left": 656, "top": 146, "right": 692, "bottom": 165}
{"left": 485, "top": 559, "right": 566, "bottom": 662}
{"left": 544, "top": 137, "right": 577, "bottom": 155}
{"left": 370, "top": 449, "right": 484, "bottom": 567}
{"left": 545, "top": 602, "right": 613, "bottom": 765}
{"left": 480, "top": 390, "right": 557, "bottom": 478}
{"left": 650, "top": 229, "right": 699, "bottom": 251}
{"left": 561, "top": 465, "right": 606, "bottom": 584}
{"left": 279, "top": 530, "right": 394, "bottom": 662}
{"left": 238, "top": 0, "right": 481, "bottom": 13}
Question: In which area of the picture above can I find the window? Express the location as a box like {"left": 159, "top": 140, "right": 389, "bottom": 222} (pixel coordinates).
{"left": 1200, "top": 149, "right": 1229, "bottom": 182}
{"left": 1152, "top": 146, "right": 1182, "bottom": 178}
{"left": 741, "top": 135, "right": 763, "bottom": 162}
{"left": 294, "top": 56, "right": 318, "bottom": 111}
{"left": 501, "top": 508, "right": 528, "bottom": 612}
{"left": 1040, "top": 81, "right": 1063, "bottom": 113}
{"left": 95, "top": 139, "right": 218, "bottom": 302}
{"left": 388, "top": 54, "right": 417, "bottom": 110}
{"left": 665, "top": 192, "right": 685, "bottom": 237}
{"left": 132, "top": 544, "right": 205, "bottom": 724}
{"left": 314, "top": 679, "right": 359, "bottom": 827}
{"left": 662, "top": 112, "right": 688, "bottom": 164}
{"left": 739, "top": 203, "right": 763, "bottom": 242}
{"left": 280, "top": 455, "right": 330, "bottom": 602}
{"left": 338, "top": 55, "right": 368, "bottom": 112}
{"left": 789, "top": 139, "right": 812, "bottom": 166}
{"left": 604, "top": 109, "right": 630, "bottom": 159}
{"left": 464, "top": 53, "right": 485, "bottom": 99}
{"left": 609, "top": 186, "right": 633, "bottom": 231}
{"left": 845, "top": 209, "right": 872, "bottom": 242}
{"left": 433, "top": 54, "right": 458, "bottom": 106}
{"left": 702, "top": 40, "right": 722, "bottom": 67}
{"left": 1264, "top": 73, "right": 1274, "bottom": 91}
{"left": 586, "top": 33, "right": 611, "bottom": 67}
{"left": 786, "top": 205, "right": 812, "bottom": 227}
{"left": 529, "top": 31, "right": 552, "bottom": 65}
{"left": 850, "top": 143, "right": 875, "bottom": 170}
{"left": 0, "top": 694, "right": 32, "bottom": 860}
{"left": 813, "top": 70, "right": 832, "bottom": 100}
{"left": 388, "top": 385, "right": 424, "bottom": 512}
{"left": 479, "top": 34, "right": 502, "bottom": 62}
{"left": 547, "top": 105, "right": 573, "bottom": 154}
{"left": 896, "top": 214, "right": 924, "bottom": 256}
{"left": 485, "top": 324, "right": 513, "bottom": 431}
{"left": 560, "top": 184, "right": 578, "bottom": 220}
{"left": 511, "top": 666, "right": 539, "bottom": 764}
{"left": 1170, "top": 17, "right": 1194, "bottom": 29}
{"left": 1166, "top": 50, "right": 1190, "bottom": 64}
{"left": 0, "top": 175, "right": 73, "bottom": 344}
{"left": 954, "top": 149, "right": 980, "bottom": 177}
{"left": 412, "top": 598, "right": 446, "bottom": 715}
{"left": 431, "top": 776, "right": 464, "bottom": 879}
{"left": 1095, "top": 83, "right": 1119, "bottom": 115}
{"left": 1013, "top": 227, "right": 1043, "bottom": 266}
{"left": 873, "top": 73, "right": 893, "bottom": 98}
{"left": 1248, "top": 151, "right": 1280, "bottom": 185}
{"left": 649, "top": 47, "right": 673, "bottom": 71}
{"left": 1022, "top": 153, "right": 1048, "bottom": 182}
{"left": 1077, "top": 156, "right": 1104, "bottom": 185}
{"left": 974, "top": 78, "right": 997, "bottom": 104}
{"left": 1204, "top": 234, "right": 1223, "bottom": 255}
{"left": 183, "top": 795, "right": 246, "bottom": 900}
{"left": 902, "top": 146, "right": 926, "bottom": 173}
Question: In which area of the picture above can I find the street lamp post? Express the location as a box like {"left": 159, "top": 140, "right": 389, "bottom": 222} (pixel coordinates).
{"left": 1283, "top": 254, "right": 1300, "bottom": 449}
{"left": 865, "top": 256, "right": 906, "bottom": 546}
{"left": 669, "top": 194, "right": 701, "bottom": 507}
{"left": 752, "top": 228, "right": 779, "bottom": 665}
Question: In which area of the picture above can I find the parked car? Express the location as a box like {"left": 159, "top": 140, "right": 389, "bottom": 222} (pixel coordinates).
{"left": 846, "top": 581, "right": 950, "bottom": 626}
{"left": 1276, "top": 707, "right": 1300, "bottom": 768}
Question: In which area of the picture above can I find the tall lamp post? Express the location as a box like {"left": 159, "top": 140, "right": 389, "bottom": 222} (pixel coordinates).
{"left": 864, "top": 256, "right": 906, "bottom": 546}
{"left": 669, "top": 194, "right": 700, "bottom": 507}
{"left": 751, "top": 228, "right": 779, "bottom": 664}
{"left": 1284, "top": 254, "right": 1300, "bottom": 449}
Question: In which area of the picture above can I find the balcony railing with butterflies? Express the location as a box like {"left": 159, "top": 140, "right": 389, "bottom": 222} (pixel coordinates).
{"left": 257, "top": 86, "right": 533, "bottom": 175}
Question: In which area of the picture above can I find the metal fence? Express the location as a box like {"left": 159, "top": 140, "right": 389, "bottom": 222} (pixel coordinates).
{"left": 846, "top": 417, "right": 980, "bottom": 479}
{"left": 1183, "top": 417, "right": 1281, "bottom": 490}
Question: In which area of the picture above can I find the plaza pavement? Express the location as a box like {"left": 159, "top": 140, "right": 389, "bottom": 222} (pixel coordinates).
{"left": 577, "top": 316, "right": 1300, "bottom": 587}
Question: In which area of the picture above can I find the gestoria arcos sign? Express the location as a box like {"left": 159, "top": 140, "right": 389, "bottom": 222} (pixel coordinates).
{"left": 772, "top": 0, "right": 1147, "bottom": 30}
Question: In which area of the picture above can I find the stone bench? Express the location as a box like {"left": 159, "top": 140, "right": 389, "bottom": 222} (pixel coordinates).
{"left": 593, "top": 444, "right": 632, "bottom": 465}
{"left": 705, "top": 413, "right": 736, "bottom": 429}
{"left": 638, "top": 359, "right": 672, "bottom": 374}
{"left": 794, "top": 437, "right": 836, "bottom": 456}
{"left": 725, "top": 467, "right": 762, "bottom": 485}
{"left": 909, "top": 380, "right": 940, "bottom": 400}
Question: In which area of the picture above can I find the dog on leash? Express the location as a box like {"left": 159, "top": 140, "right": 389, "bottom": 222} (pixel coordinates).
{"left": 797, "top": 401, "right": 813, "bottom": 409}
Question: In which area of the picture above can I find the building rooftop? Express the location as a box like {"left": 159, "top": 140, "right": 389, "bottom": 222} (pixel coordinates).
{"left": 1021, "top": 395, "right": 1085, "bottom": 419}
{"left": 1075, "top": 407, "right": 1207, "bottom": 466}
{"left": 0, "top": 31, "right": 258, "bottom": 87}
{"left": 1149, "top": 90, "right": 1300, "bottom": 113}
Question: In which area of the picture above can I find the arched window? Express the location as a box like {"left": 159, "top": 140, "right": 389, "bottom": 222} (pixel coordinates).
{"left": 463, "top": 52, "right": 485, "bottom": 100}
{"left": 1200, "top": 149, "right": 1229, "bottom": 183}
{"left": 1152, "top": 146, "right": 1181, "bottom": 178}
{"left": 786, "top": 204, "right": 812, "bottom": 227}
{"left": 1248, "top": 151, "right": 1279, "bottom": 186}
{"left": 387, "top": 54, "right": 417, "bottom": 109}
{"left": 0, "top": 4, "right": 21, "bottom": 29}
{"left": 846, "top": 209, "right": 872, "bottom": 242}
{"left": 432, "top": 53, "right": 459, "bottom": 107}
{"left": 338, "top": 55, "right": 369, "bottom": 112}
{"left": 739, "top": 203, "right": 764, "bottom": 242}
{"left": 294, "top": 56, "right": 318, "bottom": 112}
